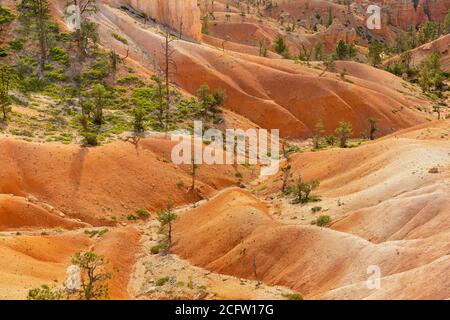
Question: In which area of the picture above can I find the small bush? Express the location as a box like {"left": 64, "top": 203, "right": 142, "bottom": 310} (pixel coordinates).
{"left": 311, "top": 206, "right": 322, "bottom": 213}
{"left": 126, "top": 214, "right": 137, "bottom": 221}
{"left": 27, "top": 285, "right": 63, "bottom": 300}
{"left": 112, "top": 32, "right": 128, "bottom": 44}
{"left": 81, "top": 131, "right": 99, "bottom": 146}
{"left": 155, "top": 276, "right": 170, "bottom": 286}
{"left": 282, "top": 293, "right": 303, "bottom": 300}
{"left": 0, "top": 48, "right": 8, "bottom": 57}
{"left": 84, "top": 228, "right": 109, "bottom": 238}
{"left": 44, "top": 69, "right": 68, "bottom": 82}
{"left": 136, "top": 209, "right": 150, "bottom": 219}
{"left": 316, "top": 215, "right": 331, "bottom": 227}
{"left": 150, "top": 242, "right": 168, "bottom": 254}
{"left": 324, "top": 135, "right": 336, "bottom": 146}
{"left": 9, "top": 39, "right": 25, "bottom": 51}
{"left": 117, "top": 75, "right": 144, "bottom": 86}
{"left": 50, "top": 47, "right": 70, "bottom": 66}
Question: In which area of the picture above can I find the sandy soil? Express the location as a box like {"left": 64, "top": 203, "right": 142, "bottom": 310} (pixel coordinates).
{"left": 172, "top": 121, "right": 450, "bottom": 300}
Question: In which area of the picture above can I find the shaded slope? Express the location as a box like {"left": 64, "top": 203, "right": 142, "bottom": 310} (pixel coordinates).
{"left": 0, "top": 138, "right": 248, "bottom": 225}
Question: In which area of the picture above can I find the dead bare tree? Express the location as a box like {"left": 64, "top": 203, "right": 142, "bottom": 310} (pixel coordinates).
{"left": 161, "top": 27, "right": 178, "bottom": 135}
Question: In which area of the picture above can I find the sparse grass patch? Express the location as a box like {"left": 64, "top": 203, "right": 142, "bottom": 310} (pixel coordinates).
{"left": 84, "top": 228, "right": 109, "bottom": 238}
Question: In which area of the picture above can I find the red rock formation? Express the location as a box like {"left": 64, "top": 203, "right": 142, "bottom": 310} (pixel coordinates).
{"left": 110, "top": 0, "right": 202, "bottom": 41}
{"left": 357, "top": 0, "right": 450, "bottom": 28}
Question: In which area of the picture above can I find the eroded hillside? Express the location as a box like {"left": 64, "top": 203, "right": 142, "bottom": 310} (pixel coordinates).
{"left": 0, "top": 0, "right": 449, "bottom": 301}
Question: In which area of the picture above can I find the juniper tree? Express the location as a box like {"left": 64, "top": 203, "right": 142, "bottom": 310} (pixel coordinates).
{"left": 71, "top": 251, "right": 111, "bottom": 300}
{"left": 419, "top": 52, "right": 444, "bottom": 93}
{"left": 0, "top": 5, "right": 16, "bottom": 31}
{"left": 20, "top": 0, "right": 51, "bottom": 72}
{"left": 335, "top": 121, "right": 353, "bottom": 148}
{"left": 0, "top": 64, "right": 15, "bottom": 122}
{"left": 312, "top": 120, "right": 325, "bottom": 150}
{"left": 273, "top": 35, "right": 287, "bottom": 55}
{"left": 367, "top": 41, "right": 383, "bottom": 67}
{"left": 291, "top": 177, "right": 320, "bottom": 204}
{"left": 90, "top": 84, "right": 110, "bottom": 126}
{"left": 196, "top": 84, "right": 226, "bottom": 122}
{"left": 156, "top": 202, "right": 177, "bottom": 250}
{"left": 66, "top": 0, "right": 99, "bottom": 59}
{"left": 335, "top": 40, "right": 348, "bottom": 60}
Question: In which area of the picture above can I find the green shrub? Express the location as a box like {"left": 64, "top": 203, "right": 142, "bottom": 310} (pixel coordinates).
{"left": 82, "top": 57, "right": 111, "bottom": 81}
{"left": 44, "top": 69, "right": 68, "bottom": 82}
{"left": 155, "top": 276, "right": 170, "bottom": 286}
{"left": 0, "top": 6, "right": 16, "bottom": 26}
{"left": 18, "top": 76, "right": 48, "bottom": 93}
{"left": 150, "top": 242, "right": 168, "bottom": 254}
{"left": 27, "top": 285, "right": 63, "bottom": 300}
{"left": 0, "top": 48, "right": 7, "bottom": 57}
{"left": 56, "top": 32, "right": 71, "bottom": 42}
{"left": 136, "top": 209, "right": 150, "bottom": 219}
{"left": 84, "top": 228, "right": 109, "bottom": 237}
{"left": 9, "top": 39, "right": 25, "bottom": 51}
{"left": 311, "top": 206, "right": 322, "bottom": 213}
{"left": 316, "top": 215, "right": 331, "bottom": 227}
{"left": 112, "top": 32, "right": 128, "bottom": 44}
{"left": 50, "top": 47, "right": 70, "bottom": 66}
{"left": 81, "top": 131, "right": 99, "bottom": 146}
{"left": 117, "top": 75, "right": 144, "bottom": 86}
{"left": 126, "top": 214, "right": 137, "bottom": 221}
{"left": 282, "top": 293, "right": 303, "bottom": 300}
{"left": 324, "top": 135, "right": 336, "bottom": 146}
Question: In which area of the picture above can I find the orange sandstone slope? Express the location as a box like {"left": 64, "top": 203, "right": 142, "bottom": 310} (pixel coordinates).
{"left": 0, "top": 138, "right": 250, "bottom": 225}
{"left": 0, "top": 233, "right": 92, "bottom": 299}
{"left": 0, "top": 194, "right": 88, "bottom": 232}
{"left": 265, "top": 121, "right": 449, "bottom": 210}
{"left": 0, "top": 227, "right": 139, "bottom": 299}
{"left": 49, "top": 1, "right": 431, "bottom": 138}
{"left": 173, "top": 121, "right": 450, "bottom": 300}
{"left": 172, "top": 188, "right": 450, "bottom": 299}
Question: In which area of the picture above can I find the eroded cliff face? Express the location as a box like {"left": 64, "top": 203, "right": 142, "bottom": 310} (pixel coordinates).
{"left": 111, "top": 0, "right": 202, "bottom": 41}
{"left": 362, "top": 0, "right": 450, "bottom": 28}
